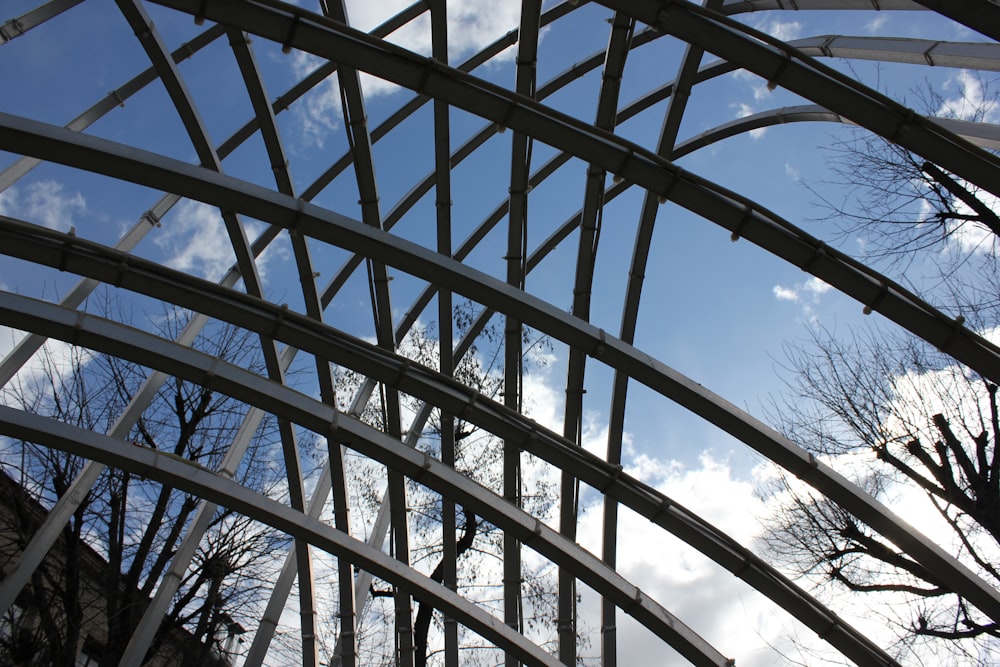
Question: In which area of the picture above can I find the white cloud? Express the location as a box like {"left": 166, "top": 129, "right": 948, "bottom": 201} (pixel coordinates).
{"left": 938, "top": 180, "right": 1000, "bottom": 258}
{"left": 155, "top": 199, "right": 236, "bottom": 282}
{"left": 0, "top": 180, "right": 86, "bottom": 232}
{"left": 755, "top": 18, "right": 803, "bottom": 43}
{"left": 772, "top": 284, "right": 799, "bottom": 302}
{"left": 773, "top": 277, "right": 832, "bottom": 324}
{"left": 522, "top": 365, "right": 563, "bottom": 433}
{"left": 0, "top": 326, "right": 22, "bottom": 363}
{"left": 803, "top": 276, "right": 830, "bottom": 296}
{"left": 731, "top": 18, "right": 801, "bottom": 104}
{"left": 0, "top": 337, "right": 93, "bottom": 411}
{"left": 343, "top": 0, "right": 522, "bottom": 61}
{"left": 734, "top": 102, "right": 766, "bottom": 139}
{"left": 0, "top": 189, "right": 11, "bottom": 217}
{"left": 784, "top": 162, "right": 800, "bottom": 181}
{"left": 772, "top": 276, "right": 829, "bottom": 304}
{"left": 751, "top": 353, "right": 1000, "bottom": 662}
{"left": 937, "top": 70, "right": 999, "bottom": 123}
{"left": 865, "top": 15, "right": 889, "bottom": 34}
{"left": 287, "top": 52, "right": 343, "bottom": 149}
{"left": 729, "top": 69, "right": 773, "bottom": 105}
{"left": 574, "top": 451, "right": 845, "bottom": 665}
{"left": 282, "top": 0, "right": 525, "bottom": 147}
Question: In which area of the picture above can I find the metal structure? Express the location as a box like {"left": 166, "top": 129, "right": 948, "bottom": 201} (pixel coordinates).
{"left": 1, "top": 1, "right": 998, "bottom": 665}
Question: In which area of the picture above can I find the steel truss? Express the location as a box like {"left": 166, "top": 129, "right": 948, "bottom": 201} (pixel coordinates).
{"left": 0, "top": 0, "right": 998, "bottom": 665}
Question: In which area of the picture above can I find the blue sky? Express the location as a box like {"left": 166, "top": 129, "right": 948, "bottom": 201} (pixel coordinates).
{"left": 1, "top": 1, "right": 996, "bottom": 664}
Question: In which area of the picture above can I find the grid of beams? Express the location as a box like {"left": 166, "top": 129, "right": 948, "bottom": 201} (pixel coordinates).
{"left": 0, "top": 1, "right": 998, "bottom": 665}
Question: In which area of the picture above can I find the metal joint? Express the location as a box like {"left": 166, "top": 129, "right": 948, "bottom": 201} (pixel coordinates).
{"left": 891, "top": 108, "right": 917, "bottom": 142}
{"left": 660, "top": 167, "right": 684, "bottom": 205}
{"left": 733, "top": 552, "right": 754, "bottom": 579}
{"left": 591, "top": 329, "right": 608, "bottom": 359}
{"left": 71, "top": 311, "right": 87, "bottom": 347}
{"left": 801, "top": 241, "right": 826, "bottom": 271}
{"left": 281, "top": 14, "right": 301, "bottom": 54}
{"left": 651, "top": 497, "right": 672, "bottom": 524}
{"left": 818, "top": 618, "right": 840, "bottom": 639}
{"left": 767, "top": 52, "right": 792, "bottom": 91}
{"left": 1, "top": 19, "right": 25, "bottom": 44}
{"left": 613, "top": 148, "right": 634, "bottom": 183}
{"left": 521, "top": 424, "right": 538, "bottom": 449}
{"left": 799, "top": 453, "right": 820, "bottom": 479}
{"left": 731, "top": 205, "right": 754, "bottom": 242}
{"left": 497, "top": 100, "right": 518, "bottom": 133}
{"left": 819, "top": 36, "right": 836, "bottom": 58}
{"left": 415, "top": 451, "right": 433, "bottom": 480}
{"left": 523, "top": 518, "right": 543, "bottom": 544}
{"left": 625, "top": 587, "right": 644, "bottom": 612}
{"left": 58, "top": 229, "right": 77, "bottom": 272}
{"left": 203, "top": 357, "right": 222, "bottom": 387}
{"left": 288, "top": 197, "right": 306, "bottom": 236}
{"left": 394, "top": 359, "right": 412, "bottom": 388}
{"left": 923, "top": 41, "right": 941, "bottom": 66}
{"left": 114, "top": 254, "right": 130, "bottom": 288}
{"left": 556, "top": 619, "right": 576, "bottom": 631}
{"left": 271, "top": 303, "right": 289, "bottom": 340}
{"left": 599, "top": 464, "right": 623, "bottom": 493}
{"left": 862, "top": 281, "right": 888, "bottom": 315}
{"left": 653, "top": 4, "right": 674, "bottom": 31}
{"left": 141, "top": 209, "right": 161, "bottom": 227}
{"left": 938, "top": 314, "right": 967, "bottom": 353}
{"left": 193, "top": 0, "right": 208, "bottom": 25}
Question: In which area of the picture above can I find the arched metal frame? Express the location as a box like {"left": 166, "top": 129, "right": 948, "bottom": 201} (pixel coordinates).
{"left": 0, "top": 0, "right": 998, "bottom": 665}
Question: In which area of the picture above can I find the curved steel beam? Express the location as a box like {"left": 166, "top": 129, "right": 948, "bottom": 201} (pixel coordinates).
{"left": 793, "top": 34, "right": 1000, "bottom": 70}
{"left": 502, "top": 2, "right": 543, "bottom": 658}
{"left": 112, "top": 3, "right": 317, "bottom": 663}
{"left": 317, "top": 2, "right": 415, "bottom": 660}
{"left": 906, "top": 0, "right": 1000, "bottom": 42}
{"left": 1, "top": 120, "right": 998, "bottom": 626}
{"left": 127, "top": 1, "right": 1000, "bottom": 386}
{"left": 720, "top": 0, "right": 923, "bottom": 11}
{"left": 596, "top": 0, "right": 1000, "bottom": 197}
{"left": 0, "top": 0, "right": 83, "bottom": 44}
{"left": 0, "top": 291, "right": 733, "bottom": 667}
{"left": 562, "top": 12, "right": 635, "bottom": 664}
{"left": 0, "top": 269, "right": 900, "bottom": 666}
{"left": 0, "top": 223, "right": 285, "bottom": 623}
{"left": 426, "top": 1, "right": 461, "bottom": 664}
{"left": 0, "top": 406, "right": 567, "bottom": 667}
{"left": 675, "top": 105, "right": 1000, "bottom": 156}
{"left": 600, "top": 3, "right": 723, "bottom": 660}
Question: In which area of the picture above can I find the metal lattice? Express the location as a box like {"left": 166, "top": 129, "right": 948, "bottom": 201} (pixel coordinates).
{"left": 1, "top": 1, "right": 999, "bottom": 665}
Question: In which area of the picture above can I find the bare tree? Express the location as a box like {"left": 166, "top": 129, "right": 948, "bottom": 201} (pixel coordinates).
{"left": 331, "top": 301, "right": 565, "bottom": 667}
{"left": 763, "top": 325, "right": 1000, "bottom": 663}
{"left": 762, "top": 70, "right": 1000, "bottom": 662}
{"left": 810, "top": 72, "right": 999, "bottom": 274}
{"left": 0, "top": 308, "right": 286, "bottom": 667}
